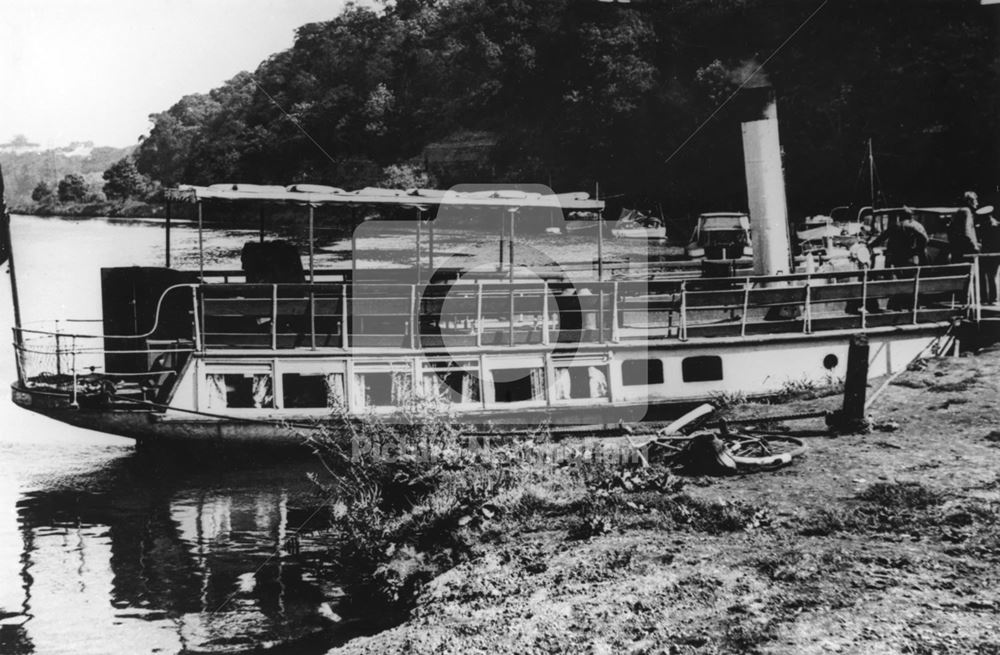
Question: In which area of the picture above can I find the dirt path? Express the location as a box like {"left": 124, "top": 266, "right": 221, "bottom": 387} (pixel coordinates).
{"left": 330, "top": 346, "right": 1000, "bottom": 655}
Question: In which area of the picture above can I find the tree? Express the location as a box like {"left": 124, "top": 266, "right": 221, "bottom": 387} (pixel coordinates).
{"left": 31, "top": 180, "right": 54, "bottom": 203}
{"left": 379, "top": 163, "right": 434, "bottom": 189}
{"left": 102, "top": 157, "right": 146, "bottom": 201}
{"left": 57, "top": 173, "right": 87, "bottom": 203}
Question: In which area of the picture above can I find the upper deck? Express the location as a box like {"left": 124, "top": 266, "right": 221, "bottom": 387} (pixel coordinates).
{"left": 11, "top": 261, "right": 976, "bottom": 399}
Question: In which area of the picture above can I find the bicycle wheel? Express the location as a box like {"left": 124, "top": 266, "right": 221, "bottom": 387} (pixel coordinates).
{"left": 647, "top": 435, "right": 695, "bottom": 463}
{"left": 725, "top": 434, "right": 806, "bottom": 468}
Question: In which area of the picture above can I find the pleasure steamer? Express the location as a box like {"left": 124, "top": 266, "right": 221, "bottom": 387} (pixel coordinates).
{"left": 3, "top": 88, "right": 983, "bottom": 445}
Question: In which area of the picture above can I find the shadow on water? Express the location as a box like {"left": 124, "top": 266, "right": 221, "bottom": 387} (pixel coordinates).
{"left": 0, "top": 447, "right": 377, "bottom": 655}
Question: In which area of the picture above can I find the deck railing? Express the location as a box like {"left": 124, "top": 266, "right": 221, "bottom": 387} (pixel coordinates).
{"left": 12, "top": 262, "right": 974, "bottom": 397}
{"left": 196, "top": 263, "right": 972, "bottom": 350}
{"left": 12, "top": 328, "right": 194, "bottom": 404}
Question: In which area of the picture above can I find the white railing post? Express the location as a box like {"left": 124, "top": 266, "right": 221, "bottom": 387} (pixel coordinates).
{"left": 271, "top": 284, "right": 278, "bottom": 350}
{"left": 509, "top": 286, "right": 515, "bottom": 347}
{"left": 611, "top": 281, "right": 620, "bottom": 343}
{"left": 971, "top": 255, "right": 982, "bottom": 324}
{"left": 680, "top": 282, "right": 688, "bottom": 342}
{"left": 191, "top": 286, "right": 202, "bottom": 351}
{"left": 740, "top": 277, "right": 751, "bottom": 337}
{"left": 341, "top": 285, "right": 349, "bottom": 349}
{"left": 71, "top": 335, "right": 78, "bottom": 407}
{"left": 54, "top": 331, "right": 62, "bottom": 378}
{"left": 309, "top": 289, "right": 317, "bottom": 350}
{"left": 912, "top": 267, "right": 922, "bottom": 325}
{"left": 476, "top": 282, "right": 484, "bottom": 347}
{"left": 542, "top": 283, "right": 550, "bottom": 345}
{"left": 410, "top": 284, "right": 417, "bottom": 350}
{"left": 803, "top": 278, "right": 812, "bottom": 334}
{"left": 860, "top": 269, "right": 868, "bottom": 330}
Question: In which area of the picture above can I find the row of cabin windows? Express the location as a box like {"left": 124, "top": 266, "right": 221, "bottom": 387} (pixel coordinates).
{"left": 621, "top": 355, "right": 724, "bottom": 386}
{"left": 205, "top": 355, "right": 721, "bottom": 410}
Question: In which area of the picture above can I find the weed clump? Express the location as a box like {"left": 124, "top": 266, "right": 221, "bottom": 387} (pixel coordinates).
{"left": 801, "top": 481, "right": 948, "bottom": 535}
{"left": 307, "top": 397, "right": 780, "bottom": 620}
{"left": 307, "top": 400, "right": 563, "bottom": 615}
{"left": 856, "top": 481, "right": 945, "bottom": 510}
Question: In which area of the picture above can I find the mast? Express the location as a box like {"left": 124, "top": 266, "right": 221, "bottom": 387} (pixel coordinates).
{"left": 596, "top": 181, "right": 604, "bottom": 281}
{"left": 0, "top": 164, "right": 24, "bottom": 351}
{"left": 868, "top": 138, "right": 876, "bottom": 210}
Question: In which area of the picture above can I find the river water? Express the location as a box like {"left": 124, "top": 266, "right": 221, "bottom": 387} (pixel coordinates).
{"left": 0, "top": 216, "right": 350, "bottom": 655}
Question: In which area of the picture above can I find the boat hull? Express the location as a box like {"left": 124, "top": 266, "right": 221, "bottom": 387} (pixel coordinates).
{"left": 10, "top": 326, "right": 950, "bottom": 446}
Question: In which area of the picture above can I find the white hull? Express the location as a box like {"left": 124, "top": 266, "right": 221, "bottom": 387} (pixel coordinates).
{"left": 11, "top": 323, "right": 949, "bottom": 445}
{"left": 613, "top": 227, "right": 666, "bottom": 239}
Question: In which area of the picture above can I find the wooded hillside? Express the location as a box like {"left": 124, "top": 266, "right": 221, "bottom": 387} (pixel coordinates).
{"left": 134, "top": 0, "right": 1000, "bottom": 217}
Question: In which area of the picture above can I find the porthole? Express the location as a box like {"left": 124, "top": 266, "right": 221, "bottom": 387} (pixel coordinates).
{"left": 822, "top": 354, "right": 839, "bottom": 370}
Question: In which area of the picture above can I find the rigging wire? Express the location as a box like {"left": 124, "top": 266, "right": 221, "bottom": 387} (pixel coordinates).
{"left": 663, "top": 0, "right": 830, "bottom": 166}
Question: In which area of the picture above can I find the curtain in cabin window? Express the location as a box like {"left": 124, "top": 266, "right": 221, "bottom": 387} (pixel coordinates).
{"left": 252, "top": 374, "right": 273, "bottom": 408}
{"left": 461, "top": 372, "right": 480, "bottom": 403}
{"left": 589, "top": 366, "right": 608, "bottom": 399}
{"left": 352, "top": 374, "right": 366, "bottom": 408}
{"left": 205, "top": 374, "right": 228, "bottom": 409}
{"left": 422, "top": 373, "right": 446, "bottom": 401}
{"left": 391, "top": 373, "right": 412, "bottom": 405}
{"left": 529, "top": 368, "right": 545, "bottom": 400}
{"left": 553, "top": 368, "right": 572, "bottom": 400}
{"left": 325, "top": 373, "right": 345, "bottom": 407}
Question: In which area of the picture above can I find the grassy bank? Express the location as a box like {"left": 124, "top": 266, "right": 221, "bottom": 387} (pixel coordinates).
{"left": 316, "top": 346, "right": 1000, "bottom": 654}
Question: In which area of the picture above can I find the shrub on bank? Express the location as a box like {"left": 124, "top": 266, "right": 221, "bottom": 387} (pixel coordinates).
{"left": 305, "top": 399, "right": 781, "bottom": 620}
{"left": 306, "top": 400, "right": 572, "bottom": 614}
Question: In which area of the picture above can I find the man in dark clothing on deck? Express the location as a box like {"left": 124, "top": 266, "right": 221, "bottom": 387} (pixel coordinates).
{"left": 949, "top": 191, "right": 981, "bottom": 262}
{"left": 978, "top": 211, "right": 1000, "bottom": 305}
{"left": 869, "top": 209, "right": 928, "bottom": 311}
{"left": 870, "top": 208, "right": 929, "bottom": 268}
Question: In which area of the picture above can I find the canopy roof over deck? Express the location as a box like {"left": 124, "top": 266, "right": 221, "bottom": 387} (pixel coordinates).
{"left": 166, "top": 183, "right": 604, "bottom": 212}
{"left": 162, "top": 183, "right": 608, "bottom": 281}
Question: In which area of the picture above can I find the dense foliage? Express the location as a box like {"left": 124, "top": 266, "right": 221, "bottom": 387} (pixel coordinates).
{"left": 134, "top": 0, "right": 1000, "bottom": 216}
{"left": 102, "top": 157, "right": 151, "bottom": 201}
{"left": 57, "top": 174, "right": 88, "bottom": 203}
{"left": 0, "top": 140, "right": 133, "bottom": 206}
{"left": 30, "top": 181, "right": 54, "bottom": 204}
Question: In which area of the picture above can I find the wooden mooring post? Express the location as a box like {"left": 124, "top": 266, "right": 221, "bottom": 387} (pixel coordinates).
{"left": 827, "top": 333, "right": 870, "bottom": 433}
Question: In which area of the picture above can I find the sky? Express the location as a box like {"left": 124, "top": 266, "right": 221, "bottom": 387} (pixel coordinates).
{"left": 0, "top": 0, "right": 366, "bottom": 148}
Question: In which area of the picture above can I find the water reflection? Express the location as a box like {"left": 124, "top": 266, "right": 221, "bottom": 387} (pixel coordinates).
{"left": 1, "top": 452, "right": 343, "bottom": 655}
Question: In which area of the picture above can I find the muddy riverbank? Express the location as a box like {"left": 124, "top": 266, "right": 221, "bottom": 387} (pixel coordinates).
{"left": 330, "top": 346, "right": 1000, "bottom": 655}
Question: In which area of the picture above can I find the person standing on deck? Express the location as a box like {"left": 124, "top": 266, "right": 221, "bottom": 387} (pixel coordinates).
{"left": 869, "top": 209, "right": 928, "bottom": 312}
{"left": 869, "top": 208, "right": 928, "bottom": 268}
{"left": 948, "top": 191, "right": 981, "bottom": 262}
{"left": 978, "top": 211, "right": 1000, "bottom": 305}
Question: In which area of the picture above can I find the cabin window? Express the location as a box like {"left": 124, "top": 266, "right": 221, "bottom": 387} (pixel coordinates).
{"left": 422, "top": 361, "right": 481, "bottom": 404}
{"left": 353, "top": 371, "right": 412, "bottom": 407}
{"left": 205, "top": 372, "right": 274, "bottom": 409}
{"left": 681, "top": 356, "right": 723, "bottom": 382}
{"left": 282, "top": 373, "right": 345, "bottom": 408}
{"left": 622, "top": 359, "right": 664, "bottom": 386}
{"left": 491, "top": 367, "right": 545, "bottom": 403}
{"left": 553, "top": 365, "right": 609, "bottom": 400}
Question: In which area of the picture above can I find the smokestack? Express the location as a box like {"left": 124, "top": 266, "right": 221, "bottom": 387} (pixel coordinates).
{"left": 739, "top": 86, "right": 792, "bottom": 276}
